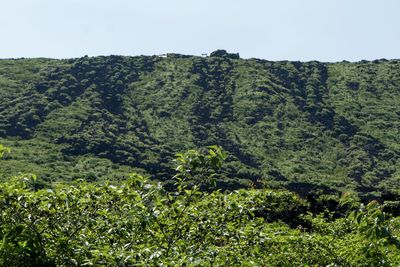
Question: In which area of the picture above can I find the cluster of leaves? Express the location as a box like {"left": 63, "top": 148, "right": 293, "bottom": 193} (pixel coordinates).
{"left": 0, "top": 146, "right": 399, "bottom": 266}
{"left": 1, "top": 55, "right": 400, "bottom": 198}
{"left": 0, "top": 144, "right": 9, "bottom": 159}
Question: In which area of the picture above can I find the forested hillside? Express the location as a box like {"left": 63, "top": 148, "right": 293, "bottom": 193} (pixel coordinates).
{"left": 1, "top": 51, "right": 400, "bottom": 198}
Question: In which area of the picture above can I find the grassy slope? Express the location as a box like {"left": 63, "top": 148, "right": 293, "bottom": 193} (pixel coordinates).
{"left": 0, "top": 55, "right": 399, "bottom": 197}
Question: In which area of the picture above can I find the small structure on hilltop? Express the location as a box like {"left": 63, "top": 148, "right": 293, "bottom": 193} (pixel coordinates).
{"left": 210, "top": 49, "right": 240, "bottom": 59}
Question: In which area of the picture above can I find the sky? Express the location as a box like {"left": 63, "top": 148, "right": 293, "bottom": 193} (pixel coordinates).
{"left": 1, "top": 0, "right": 399, "bottom": 62}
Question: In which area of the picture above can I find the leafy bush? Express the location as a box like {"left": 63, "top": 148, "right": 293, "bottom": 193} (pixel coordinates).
{"left": 0, "top": 146, "right": 399, "bottom": 266}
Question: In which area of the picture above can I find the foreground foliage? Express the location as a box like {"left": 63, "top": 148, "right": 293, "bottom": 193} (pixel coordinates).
{"left": 0, "top": 147, "right": 399, "bottom": 266}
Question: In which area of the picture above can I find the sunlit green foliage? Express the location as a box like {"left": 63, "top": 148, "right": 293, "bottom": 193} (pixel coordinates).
{"left": 0, "top": 146, "right": 399, "bottom": 266}
{"left": 0, "top": 144, "right": 9, "bottom": 158}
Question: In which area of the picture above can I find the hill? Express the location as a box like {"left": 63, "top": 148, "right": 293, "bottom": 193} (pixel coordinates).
{"left": 1, "top": 51, "right": 400, "bottom": 198}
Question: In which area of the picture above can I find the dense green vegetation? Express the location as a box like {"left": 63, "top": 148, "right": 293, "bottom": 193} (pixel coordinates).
{"left": 1, "top": 52, "right": 400, "bottom": 200}
{"left": 1, "top": 146, "right": 399, "bottom": 266}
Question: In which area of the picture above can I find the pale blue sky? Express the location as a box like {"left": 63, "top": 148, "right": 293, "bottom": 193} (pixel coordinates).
{"left": 1, "top": 0, "right": 399, "bottom": 61}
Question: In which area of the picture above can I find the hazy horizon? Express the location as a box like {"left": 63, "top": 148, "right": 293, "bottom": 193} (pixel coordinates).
{"left": 1, "top": 53, "right": 398, "bottom": 64}
{"left": 1, "top": 0, "right": 400, "bottom": 62}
